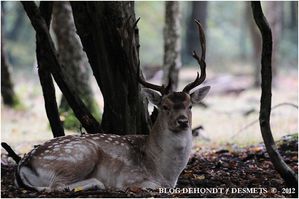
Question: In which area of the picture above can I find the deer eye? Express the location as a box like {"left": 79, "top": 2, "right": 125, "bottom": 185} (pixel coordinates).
{"left": 189, "top": 105, "right": 192, "bottom": 110}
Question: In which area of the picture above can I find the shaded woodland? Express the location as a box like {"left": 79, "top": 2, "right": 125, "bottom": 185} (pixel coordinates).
{"left": 1, "top": 1, "right": 298, "bottom": 198}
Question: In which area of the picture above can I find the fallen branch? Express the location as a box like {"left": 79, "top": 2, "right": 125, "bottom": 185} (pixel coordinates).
{"left": 1, "top": 142, "right": 21, "bottom": 163}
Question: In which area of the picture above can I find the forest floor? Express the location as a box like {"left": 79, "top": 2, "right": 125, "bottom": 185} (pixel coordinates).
{"left": 1, "top": 134, "right": 298, "bottom": 198}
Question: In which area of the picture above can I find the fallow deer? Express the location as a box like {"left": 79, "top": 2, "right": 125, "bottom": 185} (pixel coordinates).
{"left": 15, "top": 20, "right": 210, "bottom": 192}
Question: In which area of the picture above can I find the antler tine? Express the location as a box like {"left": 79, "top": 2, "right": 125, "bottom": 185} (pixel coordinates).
{"left": 133, "top": 17, "right": 141, "bottom": 29}
{"left": 195, "top": 19, "right": 206, "bottom": 60}
{"left": 134, "top": 17, "right": 165, "bottom": 95}
{"left": 183, "top": 19, "right": 207, "bottom": 93}
{"left": 137, "top": 60, "right": 166, "bottom": 95}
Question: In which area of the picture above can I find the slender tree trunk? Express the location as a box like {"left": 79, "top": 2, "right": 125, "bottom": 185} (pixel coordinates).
{"left": 7, "top": 3, "right": 25, "bottom": 41}
{"left": 1, "top": 2, "right": 18, "bottom": 107}
{"left": 71, "top": 2, "right": 151, "bottom": 135}
{"left": 36, "top": 1, "right": 64, "bottom": 137}
{"left": 163, "top": 1, "right": 182, "bottom": 92}
{"left": 21, "top": 1, "right": 101, "bottom": 133}
{"left": 52, "top": 1, "right": 99, "bottom": 129}
{"left": 251, "top": 1, "right": 298, "bottom": 190}
{"left": 289, "top": 1, "right": 298, "bottom": 29}
{"left": 183, "top": 1, "right": 208, "bottom": 64}
{"left": 1, "top": 43, "right": 17, "bottom": 107}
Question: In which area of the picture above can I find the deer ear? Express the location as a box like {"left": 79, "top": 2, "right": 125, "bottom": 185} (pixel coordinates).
{"left": 190, "top": 86, "right": 210, "bottom": 104}
{"left": 143, "top": 88, "right": 162, "bottom": 106}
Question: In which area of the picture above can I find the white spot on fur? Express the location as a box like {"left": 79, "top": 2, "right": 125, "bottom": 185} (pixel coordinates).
{"left": 108, "top": 137, "right": 112, "bottom": 141}
{"left": 65, "top": 149, "right": 71, "bottom": 153}
{"left": 43, "top": 156, "right": 56, "bottom": 160}
{"left": 105, "top": 140, "right": 109, "bottom": 143}
{"left": 75, "top": 153, "right": 84, "bottom": 160}
{"left": 57, "top": 156, "right": 76, "bottom": 162}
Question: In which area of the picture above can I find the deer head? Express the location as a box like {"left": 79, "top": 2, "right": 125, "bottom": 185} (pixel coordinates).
{"left": 139, "top": 19, "right": 210, "bottom": 134}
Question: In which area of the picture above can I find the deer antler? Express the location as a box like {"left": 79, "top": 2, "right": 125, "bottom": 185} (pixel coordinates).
{"left": 137, "top": 60, "right": 166, "bottom": 95}
{"left": 134, "top": 17, "right": 167, "bottom": 95}
{"left": 183, "top": 19, "right": 206, "bottom": 93}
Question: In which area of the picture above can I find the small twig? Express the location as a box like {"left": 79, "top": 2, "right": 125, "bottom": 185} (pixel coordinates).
{"left": 230, "top": 102, "right": 298, "bottom": 139}
{"left": 133, "top": 17, "right": 140, "bottom": 29}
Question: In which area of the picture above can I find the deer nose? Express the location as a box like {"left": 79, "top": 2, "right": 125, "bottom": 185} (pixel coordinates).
{"left": 177, "top": 116, "right": 189, "bottom": 128}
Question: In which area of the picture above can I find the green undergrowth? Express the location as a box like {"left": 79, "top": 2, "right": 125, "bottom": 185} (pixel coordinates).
{"left": 6, "top": 95, "right": 25, "bottom": 111}
{"left": 60, "top": 100, "right": 101, "bottom": 131}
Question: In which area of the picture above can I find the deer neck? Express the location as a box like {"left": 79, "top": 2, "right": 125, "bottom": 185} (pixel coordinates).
{"left": 144, "top": 115, "right": 192, "bottom": 187}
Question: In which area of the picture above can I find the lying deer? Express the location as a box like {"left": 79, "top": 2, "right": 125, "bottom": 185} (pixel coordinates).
{"left": 15, "top": 20, "right": 210, "bottom": 192}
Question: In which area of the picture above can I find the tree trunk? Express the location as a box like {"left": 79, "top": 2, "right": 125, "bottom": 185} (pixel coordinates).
{"left": 36, "top": 1, "right": 65, "bottom": 137}
{"left": 1, "top": 43, "right": 17, "bottom": 107}
{"left": 7, "top": 3, "right": 25, "bottom": 41}
{"left": 1, "top": 2, "right": 18, "bottom": 107}
{"left": 52, "top": 1, "right": 94, "bottom": 111}
{"left": 71, "top": 2, "right": 151, "bottom": 135}
{"left": 162, "top": 1, "right": 182, "bottom": 92}
{"left": 251, "top": 1, "right": 298, "bottom": 190}
{"left": 21, "top": 1, "right": 101, "bottom": 134}
{"left": 52, "top": 1, "right": 100, "bottom": 129}
{"left": 183, "top": 1, "right": 208, "bottom": 64}
{"left": 289, "top": 1, "right": 298, "bottom": 29}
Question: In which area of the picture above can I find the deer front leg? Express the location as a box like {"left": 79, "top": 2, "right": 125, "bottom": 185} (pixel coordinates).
{"left": 139, "top": 181, "right": 161, "bottom": 189}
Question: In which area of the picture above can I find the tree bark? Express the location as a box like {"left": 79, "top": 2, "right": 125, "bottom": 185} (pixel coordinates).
{"left": 1, "top": 2, "right": 18, "bottom": 107}
{"left": 289, "top": 1, "right": 298, "bottom": 29}
{"left": 183, "top": 1, "right": 208, "bottom": 64}
{"left": 52, "top": 1, "right": 96, "bottom": 114}
{"left": 7, "top": 3, "right": 26, "bottom": 41}
{"left": 1, "top": 42, "right": 17, "bottom": 107}
{"left": 163, "top": 1, "right": 182, "bottom": 92}
{"left": 21, "top": 1, "right": 101, "bottom": 134}
{"left": 36, "top": 1, "right": 64, "bottom": 137}
{"left": 71, "top": 2, "right": 151, "bottom": 135}
{"left": 251, "top": 1, "right": 298, "bottom": 189}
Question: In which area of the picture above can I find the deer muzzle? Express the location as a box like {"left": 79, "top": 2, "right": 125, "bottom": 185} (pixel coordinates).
{"left": 176, "top": 115, "right": 189, "bottom": 129}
